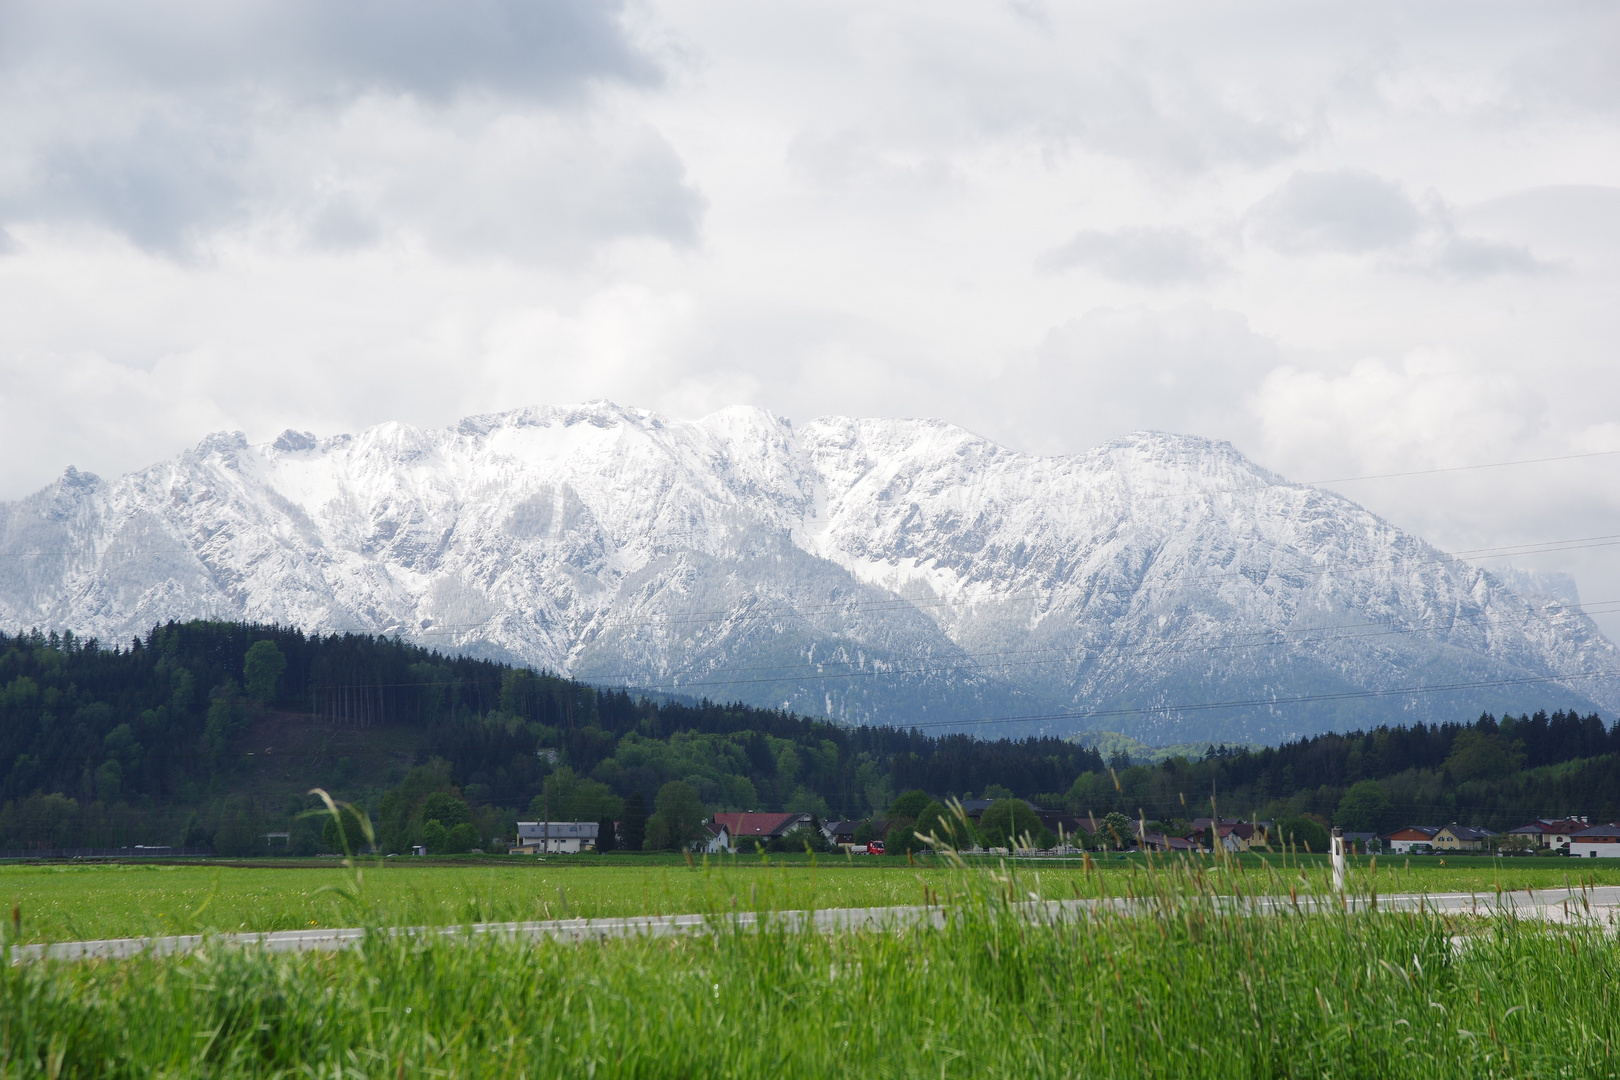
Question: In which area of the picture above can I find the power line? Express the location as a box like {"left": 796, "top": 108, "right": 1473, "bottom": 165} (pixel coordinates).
{"left": 1304, "top": 447, "right": 1620, "bottom": 485}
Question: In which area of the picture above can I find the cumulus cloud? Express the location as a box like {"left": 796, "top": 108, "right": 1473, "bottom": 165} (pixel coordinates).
{"left": 1246, "top": 170, "right": 1422, "bottom": 254}
{"left": 1249, "top": 351, "right": 1543, "bottom": 479}
{"left": 1245, "top": 169, "right": 1548, "bottom": 277}
{"left": 1036, "top": 226, "right": 1225, "bottom": 284}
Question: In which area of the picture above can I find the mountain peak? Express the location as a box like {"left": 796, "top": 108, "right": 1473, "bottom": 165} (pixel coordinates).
{"left": 1, "top": 401, "right": 1612, "bottom": 742}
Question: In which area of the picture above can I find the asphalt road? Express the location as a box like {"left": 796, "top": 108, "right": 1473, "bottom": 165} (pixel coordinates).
{"left": 9, "top": 884, "right": 1618, "bottom": 964}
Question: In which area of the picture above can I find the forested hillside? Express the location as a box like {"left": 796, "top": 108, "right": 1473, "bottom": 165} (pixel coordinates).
{"left": 0, "top": 621, "right": 1102, "bottom": 852}
{"left": 1071, "top": 709, "right": 1620, "bottom": 837}
{"left": 0, "top": 621, "right": 1615, "bottom": 853}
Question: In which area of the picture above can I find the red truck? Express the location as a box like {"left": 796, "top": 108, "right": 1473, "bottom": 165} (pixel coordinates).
{"left": 865, "top": 840, "right": 886, "bottom": 855}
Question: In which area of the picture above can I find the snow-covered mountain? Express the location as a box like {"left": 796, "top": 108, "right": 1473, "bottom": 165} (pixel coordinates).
{"left": 2, "top": 401, "right": 1614, "bottom": 742}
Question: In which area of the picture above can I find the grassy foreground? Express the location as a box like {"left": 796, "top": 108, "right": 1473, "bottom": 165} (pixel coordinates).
{"left": 4, "top": 854, "right": 1619, "bottom": 945}
{"left": 2, "top": 859, "right": 1617, "bottom": 1079}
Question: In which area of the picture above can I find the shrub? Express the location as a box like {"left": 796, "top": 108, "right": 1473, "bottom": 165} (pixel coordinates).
{"left": 620, "top": 793, "right": 647, "bottom": 851}
{"left": 447, "top": 822, "right": 479, "bottom": 854}
{"left": 1335, "top": 780, "right": 1392, "bottom": 832}
{"left": 773, "top": 824, "right": 830, "bottom": 853}
{"left": 1097, "top": 812, "right": 1134, "bottom": 851}
{"left": 887, "top": 790, "right": 932, "bottom": 820}
{"left": 214, "top": 798, "right": 263, "bottom": 857}
{"left": 978, "top": 799, "right": 1042, "bottom": 850}
{"left": 884, "top": 824, "right": 925, "bottom": 855}
{"left": 1276, "top": 816, "right": 1330, "bottom": 854}
{"left": 645, "top": 782, "right": 705, "bottom": 851}
{"left": 320, "top": 805, "right": 371, "bottom": 854}
{"left": 420, "top": 792, "right": 471, "bottom": 829}
{"left": 914, "top": 801, "right": 975, "bottom": 850}
{"left": 242, "top": 640, "right": 286, "bottom": 704}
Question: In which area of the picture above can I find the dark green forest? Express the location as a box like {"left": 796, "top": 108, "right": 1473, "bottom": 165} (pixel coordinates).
{"left": 0, "top": 621, "right": 1616, "bottom": 854}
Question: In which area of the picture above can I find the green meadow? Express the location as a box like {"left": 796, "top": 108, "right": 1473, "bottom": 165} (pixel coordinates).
{"left": 4, "top": 853, "right": 1619, "bottom": 945}
{"left": 2, "top": 857, "right": 1617, "bottom": 1079}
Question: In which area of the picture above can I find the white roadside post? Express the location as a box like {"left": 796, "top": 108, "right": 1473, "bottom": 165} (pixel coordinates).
{"left": 1330, "top": 826, "right": 1346, "bottom": 894}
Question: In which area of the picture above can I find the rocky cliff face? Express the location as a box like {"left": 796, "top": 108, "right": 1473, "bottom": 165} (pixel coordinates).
{"left": 2, "top": 401, "right": 1613, "bottom": 741}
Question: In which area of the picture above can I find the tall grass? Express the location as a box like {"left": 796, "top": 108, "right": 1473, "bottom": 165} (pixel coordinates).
{"left": 5, "top": 854, "right": 1617, "bottom": 946}
{"left": 3, "top": 847, "right": 1616, "bottom": 1078}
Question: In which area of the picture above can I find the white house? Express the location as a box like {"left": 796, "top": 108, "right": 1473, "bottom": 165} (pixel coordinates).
{"left": 1383, "top": 826, "right": 1440, "bottom": 854}
{"left": 1507, "top": 817, "right": 1589, "bottom": 852}
{"left": 512, "top": 821, "right": 600, "bottom": 854}
{"left": 700, "top": 822, "right": 734, "bottom": 854}
{"left": 1566, "top": 823, "right": 1620, "bottom": 858}
{"left": 821, "top": 820, "right": 862, "bottom": 848}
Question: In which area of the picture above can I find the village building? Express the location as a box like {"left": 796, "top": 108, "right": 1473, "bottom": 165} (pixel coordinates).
{"left": 710, "top": 812, "right": 813, "bottom": 847}
{"left": 1138, "top": 831, "right": 1205, "bottom": 854}
{"left": 1191, "top": 818, "right": 1267, "bottom": 852}
{"left": 1507, "top": 817, "right": 1589, "bottom": 852}
{"left": 1566, "top": 823, "right": 1620, "bottom": 858}
{"left": 511, "top": 821, "right": 599, "bottom": 854}
{"left": 700, "top": 822, "right": 734, "bottom": 855}
{"left": 1383, "top": 826, "right": 1441, "bottom": 854}
{"left": 821, "top": 820, "right": 862, "bottom": 848}
{"left": 1432, "top": 824, "right": 1496, "bottom": 852}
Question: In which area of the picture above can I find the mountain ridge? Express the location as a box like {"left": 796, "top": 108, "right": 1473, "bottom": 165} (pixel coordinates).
{"left": 1, "top": 400, "right": 1614, "bottom": 742}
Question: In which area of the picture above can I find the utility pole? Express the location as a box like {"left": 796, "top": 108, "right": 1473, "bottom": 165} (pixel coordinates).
{"left": 1330, "top": 826, "right": 1346, "bottom": 894}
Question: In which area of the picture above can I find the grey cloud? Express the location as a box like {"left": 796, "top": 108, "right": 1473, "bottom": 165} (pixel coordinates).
{"left": 1431, "top": 235, "right": 1545, "bottom": 277}
{"left": 0, "top": 1, "right": 697, "bottom": 259}
{"left": 1246, "top": 169, "right": 1548, "bottom": 277}
{"left": 1037, "top": 226, "right": 1225, "bottom": 284}
{"left": 306, "top": 193, "right": 382, "bottom": 251}
{"left": 1245, "top": 170, "right": 1422, "bottom": 254}
{"left": 0, "top": 0, "right": 657, "bottom": 104}
{"left": 16, "top": 112, "right": 250, "bottom": 255}
{"left": 392, "top": 120, "right": 704, "bottom": 262}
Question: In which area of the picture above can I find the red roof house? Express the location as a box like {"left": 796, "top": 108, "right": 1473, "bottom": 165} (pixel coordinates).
{"left": 1507, "top": 818, "right": 1590, "bottom": 851}
{"left": 710, "top": 812, "right": 812, "bottom": 841}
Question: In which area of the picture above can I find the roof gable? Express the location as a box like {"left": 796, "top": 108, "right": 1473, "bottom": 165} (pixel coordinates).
{"left": 711, "top": 812, "right": 810, "bottom": 837}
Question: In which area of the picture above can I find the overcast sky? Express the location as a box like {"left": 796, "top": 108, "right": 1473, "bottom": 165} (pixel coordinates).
{"left": 3, "top": 0, "right": 1619, "bottom": 633}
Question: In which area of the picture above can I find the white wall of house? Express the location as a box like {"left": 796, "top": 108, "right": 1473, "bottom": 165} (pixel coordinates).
{"left": 513, "top": 822, "right": 598, "bottom": 854}
{"left": 1567, "top": 842, "right": 1620, "bottom": 858}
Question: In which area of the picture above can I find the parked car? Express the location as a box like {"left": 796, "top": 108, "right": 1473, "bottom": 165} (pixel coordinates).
{"left": 866, "top": 840, "right": 886, "bottom": 855}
